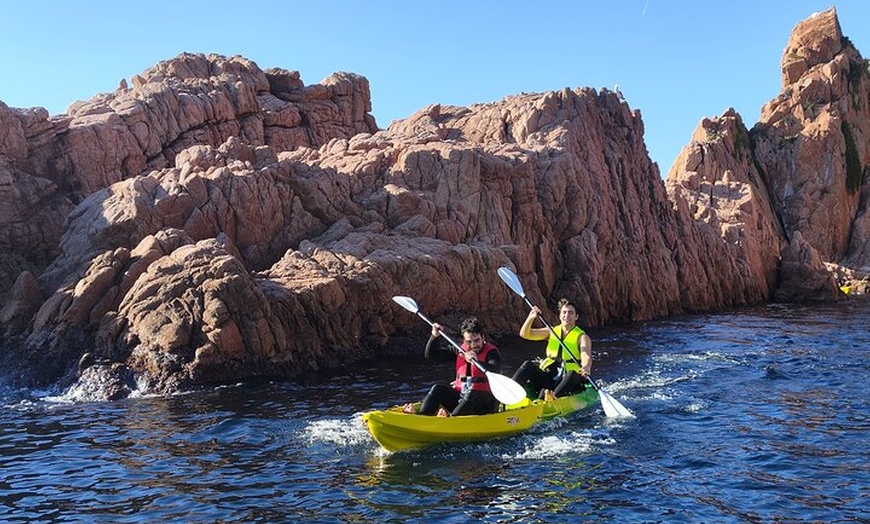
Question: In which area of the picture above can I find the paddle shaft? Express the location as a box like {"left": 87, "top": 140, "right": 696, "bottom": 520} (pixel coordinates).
{"left": 412, "top": 310, "right": 490, "bottom": 375}
{"left": 498, "top": 267, "right": 634, "bottom": 417}
{"left": 391, "top": 294, "right": 528, "bottom": 405}
{"left": 525, "top": 298, "right": 619, "bottom": 389}
{"left": 519, "top": 295, "right": 588, "bottom": 371}
{"left": 529, "top": 297, "right": 630, "bottom": 403}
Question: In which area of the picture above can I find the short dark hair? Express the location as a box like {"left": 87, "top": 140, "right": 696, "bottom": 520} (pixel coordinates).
{"left": 557, "top": 298, "right": 577, "bottom": 311}
{"left": 460, "top": 317, "right": 483, "bottom": 335}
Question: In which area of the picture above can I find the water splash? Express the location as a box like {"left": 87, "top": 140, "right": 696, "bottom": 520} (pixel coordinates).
{"left": 509, "top": 430, "right": 615, "bottom": 460}
{"left": 301, "top": 413, "right": 373, "bottom": 448}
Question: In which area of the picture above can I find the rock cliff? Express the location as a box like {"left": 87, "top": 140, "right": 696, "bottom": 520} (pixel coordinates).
{"left": 668, "top": 8, "right": 868, "bottom": 301}
{"left": 0, "top": 9, "right": 867, "bottom": 399}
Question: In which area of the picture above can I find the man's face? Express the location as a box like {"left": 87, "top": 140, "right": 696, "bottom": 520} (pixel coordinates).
{"left": 463, "top": 332, "right": 484, "bottom": 352}
{"left": 560, "top": 305, "right": 577, "bottom": 324}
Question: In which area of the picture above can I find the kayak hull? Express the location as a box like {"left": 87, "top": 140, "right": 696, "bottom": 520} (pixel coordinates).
{"left": 540, "top": 388, "right": 600, "bottom": 419}
{"left": 362, "top": 387, "right": 599, "bottom": 452}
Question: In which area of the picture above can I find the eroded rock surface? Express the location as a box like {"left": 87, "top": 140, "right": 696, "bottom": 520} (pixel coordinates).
{"left": 1, "top": 9, "right": 867, "bottom": 399}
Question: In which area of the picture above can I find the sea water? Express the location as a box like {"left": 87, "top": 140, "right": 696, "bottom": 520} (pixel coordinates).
{"left": 1, "top": 300, "right": 867, "bottom": 523}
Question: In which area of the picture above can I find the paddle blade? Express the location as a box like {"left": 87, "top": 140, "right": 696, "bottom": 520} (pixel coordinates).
{"left": 486, "top": 371, "right": 528, "bottom": 405}
{"left": 497, "top": 266, "right": 526, "bottom": 297}
{"left": 592, "top": 380, "right": 635, "bottom": 418}
{"left": 392, "top": 296, "right": 419, "bottom": 314}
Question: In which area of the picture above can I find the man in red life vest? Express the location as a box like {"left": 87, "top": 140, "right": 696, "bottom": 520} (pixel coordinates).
{"left": 406, "top": 317, "right": 503, "bottom": 416}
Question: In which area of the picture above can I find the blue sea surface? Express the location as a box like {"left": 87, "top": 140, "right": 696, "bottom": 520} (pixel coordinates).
{"left": 1, "top": 300, "right": 868, "bottom": 523}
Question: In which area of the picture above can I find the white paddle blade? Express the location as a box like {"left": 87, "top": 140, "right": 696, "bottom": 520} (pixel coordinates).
{"left": 486, "top": 372, "right": 528, "bottom": 405}
{"left": 497, "top": 266, "right": 526, "bottom": 297}
{"left": 392, "top": 295, "right": 419, "bottom": 314}
{"left": 595, "top": 382, "right": 635, "bottom": 418}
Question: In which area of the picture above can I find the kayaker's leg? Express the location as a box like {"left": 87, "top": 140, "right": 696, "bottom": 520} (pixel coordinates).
{"left": 552, "top": 371, "right": 586, "bottom": 398}
{"left": 543, "top": 365, "right": 561, "bottom": 393}
{"left": 439, "top": 388, "right": 461, "bottom": 415}
{"left": 419, "top": 384, "right": 459, "bottom": 416}
{"left": 511, "top": 360, "right": 533, "bottom": 383}
{"left": 536, "top": 365, "right": 563, "bottom": 399}
{"left": 513, "top": 360, "right": 546, "bottom": 398}
{"left": 452, "top": 391, "right": 499, "bottom": 416}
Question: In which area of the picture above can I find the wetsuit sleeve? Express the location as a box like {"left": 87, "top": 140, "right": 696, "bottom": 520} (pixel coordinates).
{"left": 424, "top": 336, "right": 456, "bottom": 362}
{"left": 480, "top": 347, "right": 502, "bottom": 374}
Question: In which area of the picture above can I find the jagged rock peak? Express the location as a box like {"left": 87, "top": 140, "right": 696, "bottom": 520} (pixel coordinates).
{"left": 669, "top": 6, "right": 869, "bottom": 304}
{"left": 781, "top": 7, "right": 844, "bottom": 86}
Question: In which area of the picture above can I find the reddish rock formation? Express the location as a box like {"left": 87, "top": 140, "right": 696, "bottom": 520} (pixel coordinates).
{"left": 756, "top": 9, "right": 868, "bottom": 262}
{"left": 668, "top": 7, "right": 868, "bottom": 302}
{"left": 0, "top": 9, "right": 867, "bottom": 400}
{"left": 774, "top": 231, "right": 841, "bottom": 302}
{"left": 1, "top": 53, "right": 377, "bottom": 294}
{"left": 666, "top": 109, "right": 786, "bottom": 307}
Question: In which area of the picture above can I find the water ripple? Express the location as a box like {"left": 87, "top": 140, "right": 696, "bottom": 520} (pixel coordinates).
{"left": 1, "top": 300, "right": 868, "bottom": 522}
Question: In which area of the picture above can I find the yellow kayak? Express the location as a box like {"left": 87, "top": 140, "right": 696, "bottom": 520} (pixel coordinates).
{"left": 362, "top": 388, "right": 599, "bottom": 452}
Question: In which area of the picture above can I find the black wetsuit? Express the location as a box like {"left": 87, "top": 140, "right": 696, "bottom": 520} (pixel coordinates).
{"left": 512, "top": 359, "right": 589, "bottom": 399}
{"left": 418, "top": 336, "right": 502, "bottom": 416}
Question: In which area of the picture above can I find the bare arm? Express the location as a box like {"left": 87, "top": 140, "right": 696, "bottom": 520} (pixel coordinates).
{"left": 578, "top": 333, "right": 592, "bottom": 376}
{"left": 519, "top": 306, "right": 550, "bottom": 341}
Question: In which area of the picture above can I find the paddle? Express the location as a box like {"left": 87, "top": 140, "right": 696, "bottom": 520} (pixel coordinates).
{"left": 497, "top": 266, "right": 635, "bottom": 418}
{"left": 391, "top": 295, "right": 527, "bottom": 406}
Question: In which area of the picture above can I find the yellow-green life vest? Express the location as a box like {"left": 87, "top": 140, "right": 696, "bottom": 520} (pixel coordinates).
{"left": 542, "top": 325, "right": 584, "bottom": 372}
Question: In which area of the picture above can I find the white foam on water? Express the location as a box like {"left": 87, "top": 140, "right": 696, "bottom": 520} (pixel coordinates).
{"left": 612, "top": 347, "right": 737, "bottom": 395}
{"left": 40, "top": 383, "right": 157, "bottom": 404}
{"left": 592, "top": 348, "right": 733, "bottom": 413}
{"left": 301, "top": 413, "right": 374, "bottom": 447}
{"left": 2, "top": 397, "right": 43, "bottom": 410}
{"left": 507, "top": 429, "right": 615, "bottom": 460}
{"left": 638, "top": 389, "right": 676, "bottom": 402}
{"left": 683, "top": 400, "right": 707, "bottom": 413}
{"left": 617, "top": 362, "right": 703, "bottom": 390}
{"left": 657, "top": 351, "right": 742, "bottom": 365}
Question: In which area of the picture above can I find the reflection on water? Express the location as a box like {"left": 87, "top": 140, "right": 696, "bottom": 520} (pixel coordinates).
{"left": 0, "top": 299, "right": 868, "bottom": 522}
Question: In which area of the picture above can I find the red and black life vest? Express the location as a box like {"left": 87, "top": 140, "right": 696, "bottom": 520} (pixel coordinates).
{"left": 452, "top": 342, "right": 498, "bottom": 393}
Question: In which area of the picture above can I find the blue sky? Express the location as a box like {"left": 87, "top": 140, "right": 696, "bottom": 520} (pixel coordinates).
{"left": 2, "top": 1, "right": 868, "bottom": 172}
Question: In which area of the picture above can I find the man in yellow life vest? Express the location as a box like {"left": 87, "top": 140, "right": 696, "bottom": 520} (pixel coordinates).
{"left": 511, "top": 298, "right": 592, "bottom": 400}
